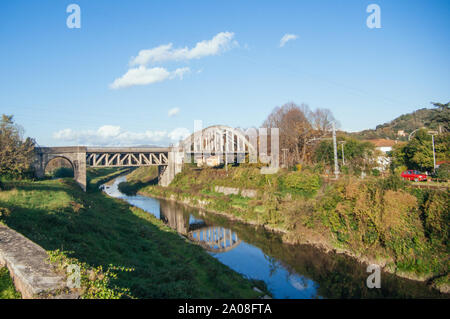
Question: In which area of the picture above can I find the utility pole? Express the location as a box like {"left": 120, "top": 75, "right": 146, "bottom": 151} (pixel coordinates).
{"left": 332, "top": 122, "right": 339, "bottom": 178}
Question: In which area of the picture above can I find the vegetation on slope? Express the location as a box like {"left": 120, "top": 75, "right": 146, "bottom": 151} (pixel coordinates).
{"left": 126, "top": 165, "right": 449, "bottom": 290}
{"left": 351, "top": 103, "right": 449, "bottom": 141}
{"left": 0, "top": 169, "right": 265, "bottom": 299}
{"left": 118, "top": 166, "right": 158, "bottom": 195}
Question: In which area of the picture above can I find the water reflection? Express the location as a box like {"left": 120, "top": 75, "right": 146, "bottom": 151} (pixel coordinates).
{"left": 189, "top": 226, "right": 241, "bottom": 253}
{"left": 104, "top": 176, "right": 446, "bottom": 299}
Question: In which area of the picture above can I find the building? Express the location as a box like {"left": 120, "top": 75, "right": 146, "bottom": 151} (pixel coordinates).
{"left": 367, "top": 139, "right": 398, "bottom": 171}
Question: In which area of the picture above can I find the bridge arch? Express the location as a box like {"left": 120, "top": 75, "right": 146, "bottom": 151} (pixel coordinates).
{"left": 33, "top": 147, "right": 87, "bottom": 191}
{"left": 179, "top": 125, "right": 257, "bottom": 162}
{"left": 44, "top": 156, "right": 75, "bottom": 176}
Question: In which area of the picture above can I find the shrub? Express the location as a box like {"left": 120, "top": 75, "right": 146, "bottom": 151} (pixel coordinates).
{"left": 53, "top": 167, "right": 74, "bottom": 178}
{"left": 371, "top": 169, "right": 380, "bottom": 176}
{"left": 281, "top": 171, "right": 321, "bottom": 195}
{"left": 0, "top": 207, "right": 11, "bottom": 222}
{"left": 422, "top": 191, "right": 449, "bottom": 245}
{"left": 376, "top": 174, "right": 409, "bottom": 191}
{"left": 394, "top": 165, "right": 408, "bottom": 177}
{"left": 435, "top": 163, "right": 450, "bottom": 181}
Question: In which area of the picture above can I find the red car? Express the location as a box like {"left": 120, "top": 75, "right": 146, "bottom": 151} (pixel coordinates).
{"left": 401, "top": 170, "right": 427, "bottom": 182}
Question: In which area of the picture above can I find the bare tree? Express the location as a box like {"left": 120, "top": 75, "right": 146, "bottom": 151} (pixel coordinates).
{"left": 310, "top": 108, "right": 338, "bottom": 133}
{"left": 262, "top": 103, "right": 339, "bottom": 167}
{"left": 263, "top": 102, "right": 313, "bottom": 166}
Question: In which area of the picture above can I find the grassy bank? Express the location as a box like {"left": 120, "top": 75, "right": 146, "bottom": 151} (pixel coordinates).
{"left": 118, "top": 166, "right": 158, "bottom": 195}
{"left": 0, "top": 267, "right": 21, "bottom": 299}
{"left": 0, "top": 169, "right": 265, "bottom": 299}
{"left": 128, "top": 164, "right": 449, "bottom": 292}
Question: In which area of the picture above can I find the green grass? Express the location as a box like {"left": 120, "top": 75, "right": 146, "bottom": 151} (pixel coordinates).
{"left": 0, "top": 267, "right": 21, "bottom": 299}
{"left": 118, "top": 167, "right": 159, "bottom": 195}
{"left": 0, "top": 169, "right": 264, "bottom": 299}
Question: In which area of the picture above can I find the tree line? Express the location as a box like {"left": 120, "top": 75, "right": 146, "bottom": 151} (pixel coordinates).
{"left": 261, "top": 102, "right": 449, "bottom": 178}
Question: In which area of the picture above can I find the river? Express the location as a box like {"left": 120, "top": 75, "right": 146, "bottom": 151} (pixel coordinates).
{"left": 103, "top": 175, "right": 444, "bottom": 299}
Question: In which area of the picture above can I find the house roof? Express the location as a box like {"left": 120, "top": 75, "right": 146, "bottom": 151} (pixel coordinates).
{"left": 366, "top": 139, "right": 397, "bottom": 147}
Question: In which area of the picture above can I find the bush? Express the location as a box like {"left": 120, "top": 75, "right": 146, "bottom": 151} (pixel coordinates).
{"left": 0, "top": 207, "right": 11, "bottom": 222}
{"left": 422, "top": 191, "right": 449, "bottom": 245}
{"left": 435, "top": 163, "right": 450, "bottom": 181}
{"left": 52, "top": 167, "right": 74, "bottom": 178}
{"left": 376, "top": 174, "right": 409, "bottom": 191}
{"left": 281, "top": 172, "right": 321, "bottom": 195}
{"left": 393, "top": 165, "right": 408, "bottom": 177}
{"left": 371, "top": 168, "right": 380, "bottom": 176}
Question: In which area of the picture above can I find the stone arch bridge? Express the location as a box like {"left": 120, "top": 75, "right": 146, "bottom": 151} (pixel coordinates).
{"left": 33, "top": 125, "right": 257, "bottom": 191}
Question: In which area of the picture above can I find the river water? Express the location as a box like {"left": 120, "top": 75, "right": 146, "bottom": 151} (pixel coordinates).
{"left": 103, "top": 176, "right": 444, "bottom": 299}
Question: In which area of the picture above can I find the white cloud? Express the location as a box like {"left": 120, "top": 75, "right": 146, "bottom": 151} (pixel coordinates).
{"left": 168, "top": 127, "right": 191, "bottom": 142}
{"left": 279, "top": 33, "right": 298, "bottom": 47}
{"left": 171, "top": 67, "right": 190, "bottom": 80}
{"left": 53, "top": 125, "right": 192, "bottom": 146}
{"left": 168, "top": 107, "right": 180, "bottom": 117}
{"left": 130, "top": 32, "right": 237, "bottom": 66}
{"left": 110, "top": 66, "right": 189, "bottom": 89}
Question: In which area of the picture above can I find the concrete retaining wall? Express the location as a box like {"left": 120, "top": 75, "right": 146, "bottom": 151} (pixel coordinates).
{"left": 0, "top": 224, "right": 79, "bottom": 299}
{"left": 214, "top": 186, "right": 257, "bottom": 198}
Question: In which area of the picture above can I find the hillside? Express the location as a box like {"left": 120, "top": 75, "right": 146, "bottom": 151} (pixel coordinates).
{"left": 351, "top": 104, "right": 449, "bottom": 140}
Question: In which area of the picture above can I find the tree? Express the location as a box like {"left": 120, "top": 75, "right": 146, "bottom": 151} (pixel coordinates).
{"left": 391, "top": 129, "right": 449, "bottom": 172}
{"left": 431, "top": 101, "right": 449, "bottom": 111}
{"left": 262, "top": 103, "right": 340, "bottom": 166}
{"left": 310, "top": 108, "right": 338, "bottom": 133}
{"left": 0, "top": 115, "right": 36, "bottom": 178}
{"left": 430, "top": 101, "right": 450, "bottom": 132}
{"left": 263, "top": 103, "right": 312, "bottom": 166}
{"left": 314, "top": 137, "right": 375, "bottom": 172}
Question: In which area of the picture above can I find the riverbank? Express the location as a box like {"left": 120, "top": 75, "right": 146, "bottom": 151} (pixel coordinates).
{"left": 125, "top": 165, "right": 449, "bottom": 294}
{"left": 0, "top": 169, "right": 267, "bottom": 299}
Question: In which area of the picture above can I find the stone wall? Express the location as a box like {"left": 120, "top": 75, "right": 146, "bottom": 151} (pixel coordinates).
{"left": 0, "top": 224, "right": 79, "bottom": 299}
{"left": 214, "top": 186, "right": 257, "bottom": 198}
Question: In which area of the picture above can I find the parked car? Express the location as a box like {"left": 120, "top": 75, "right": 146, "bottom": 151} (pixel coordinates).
{"left": 401, "top": 170, "right": 428, "bottom": 182}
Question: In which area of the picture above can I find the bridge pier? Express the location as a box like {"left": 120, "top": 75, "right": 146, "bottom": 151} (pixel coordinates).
{"left": 158, "top": 147, "right": 183, "bottom": 187}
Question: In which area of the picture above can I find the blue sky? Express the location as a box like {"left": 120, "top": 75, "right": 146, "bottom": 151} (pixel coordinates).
{"left": 1, "top": 0, "right": 449, "bottom": 146}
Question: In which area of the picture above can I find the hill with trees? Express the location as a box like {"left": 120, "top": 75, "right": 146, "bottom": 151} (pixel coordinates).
{"left": 351, "top": 102, "right": 449, "bottom": 141}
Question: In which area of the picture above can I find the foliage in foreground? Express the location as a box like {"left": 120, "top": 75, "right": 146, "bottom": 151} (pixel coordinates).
{"left": 0, "top": 267, "right": 21, "bottom": 299}
{"left": 0, "top": 172, "right": 262, "bottom": 299}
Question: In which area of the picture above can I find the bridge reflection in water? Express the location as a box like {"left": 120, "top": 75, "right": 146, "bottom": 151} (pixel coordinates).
{"left": 189, "top": 227, "right": 241, "bottom": 253}
{"left": 159, "top": 200, "right": 241, "bottom": 253}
